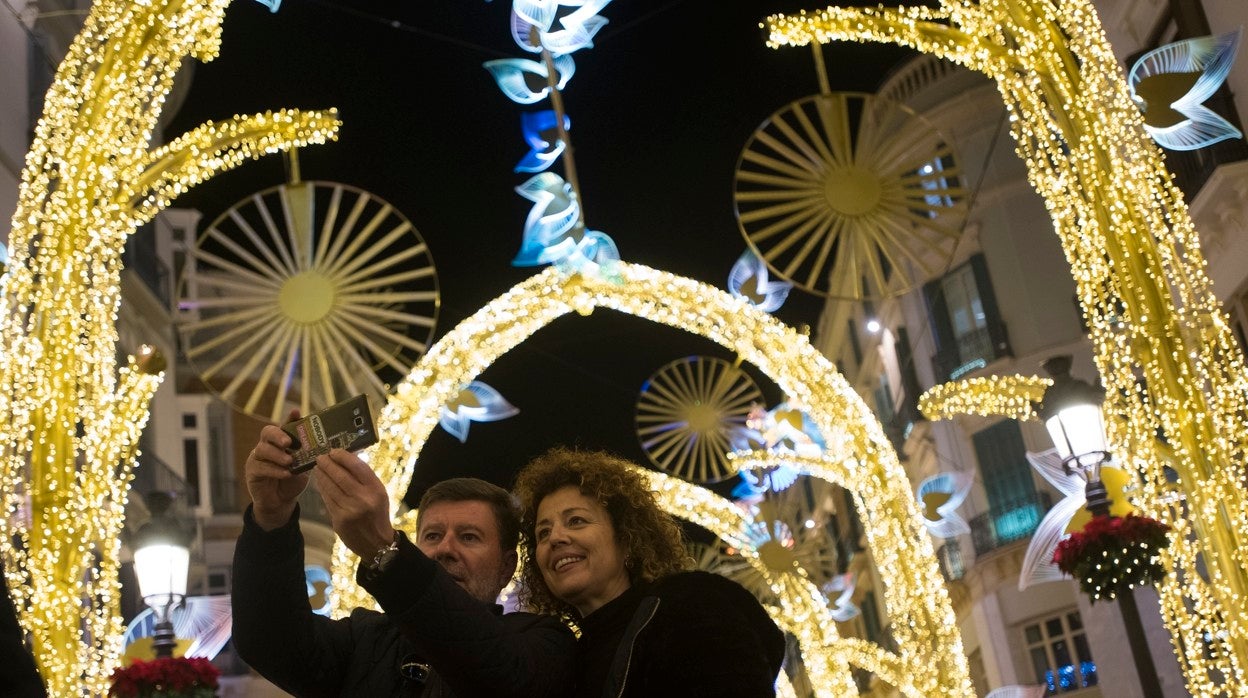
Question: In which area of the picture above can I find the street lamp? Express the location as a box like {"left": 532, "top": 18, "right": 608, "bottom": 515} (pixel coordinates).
{"left": 131, "top": 491, "right": 190, "bottom": 659}
{"left": 1037, "top": 355, "right": 1162, "bottom": 698}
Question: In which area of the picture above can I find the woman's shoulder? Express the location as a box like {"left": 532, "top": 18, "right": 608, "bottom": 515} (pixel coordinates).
{"left": 648, "top": 570, "right": 759, "bottom": 607}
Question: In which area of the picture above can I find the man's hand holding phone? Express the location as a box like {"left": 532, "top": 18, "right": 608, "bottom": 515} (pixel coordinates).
{"left": 245, "top": 409, "right": 309, "bottom": 531}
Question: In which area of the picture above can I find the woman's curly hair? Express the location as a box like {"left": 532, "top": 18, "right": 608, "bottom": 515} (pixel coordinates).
{"left": 512, "top": 445, "right": 691, "bottom": 618}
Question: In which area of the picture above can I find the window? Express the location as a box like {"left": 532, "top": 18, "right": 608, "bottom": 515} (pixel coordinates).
{"left": 918, "top": 153, "right": 957, "bottom": 211}
{"left": 970, "top": 420, "right": 1044, "bottom": 554}
{"left": 183, "top": 438, "right": 201, "bottom": 507}
{"left": 1025, "top": 611, "right": 1097, "bottom": 694}
{"left": 924, "top": 253, "right": 1010, "bottom": 382}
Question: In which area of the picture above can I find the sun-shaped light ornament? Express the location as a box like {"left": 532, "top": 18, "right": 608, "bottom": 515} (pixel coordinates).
{"left": 1128, "top": 28, "right": 1243, "bottom": 151}
{"left": 438, "top": 381, "right": 520, "bottom": 443}
{"left": 635, "top": 356, "right": 763, "bottom": 483}
{"left": 692, "top": 483, "right": 840, "bottom": 605}
{"left": 175, "top": 173, "right": 439, "bottom": 422}
{"left": 915, "top": 471, "right": 974, "bottom": 539}
{"left": 734, "top": 90, "right": 965, "bottom": 300}
{"left": 1018, "top": 449, "right": 1137, "bottom": 590}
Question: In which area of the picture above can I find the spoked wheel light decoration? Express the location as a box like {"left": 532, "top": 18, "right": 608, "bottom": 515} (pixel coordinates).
{"left": 635, "top": 355, "right": 763, "bottom": 483}
{"left": 734, "top": 89, "right": 965, "bottom": 301}
{"left": 176, "top": 167, "right": 439, "bottom": 421}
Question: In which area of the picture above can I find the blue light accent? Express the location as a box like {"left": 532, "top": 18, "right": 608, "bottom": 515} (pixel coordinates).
{"left": 727, "top": 249, "right": 791, "bottom": 312}
{"left": 994, "top": 503, "right": 1041, "bottom": 542}
{"left": 556, "top": 229, "right": 620, "bottom": 277}
{"left": 439, "top": 381, "right": 520, "bottom": 443}
{"left": 484, "top": 58, "right": 554, "bottom": 104}
{"left": 304, "top": 565, "right": 332, "bottom": 616}
{"left": 513, "top": 173, "right": 581, "bottom": 266}
{"left": 1080, "top": 661, "right": 1098, "bottom": 686}
{"left": 1129, "top": 28, "right": 1243, "bottom": 150}
{"left": 541, "top": 1, "right": 612, "bottom": 54}
{"left": 253, "top": 0, "right": 280, "bottom": 12}
{"left": 949, "top": 358, "right": 987, "bottom": 379}
{"left": 516, "top": 110, "right": 570, "bottom": 173}
{"left": 1057, "top": 663, "right": 1076, "bottom": 690}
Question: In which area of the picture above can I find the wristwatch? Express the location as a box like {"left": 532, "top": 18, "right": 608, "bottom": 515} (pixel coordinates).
{"left": 363, "top": 531, "right": 401, "bottom": 575}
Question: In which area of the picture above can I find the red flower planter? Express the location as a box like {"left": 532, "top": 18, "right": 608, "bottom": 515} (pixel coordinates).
{"left": 108, "top": 657, "right": 220, "bottom": 698}
{"left": 1053, "top": 513, "right": 1171, "bottom": 602}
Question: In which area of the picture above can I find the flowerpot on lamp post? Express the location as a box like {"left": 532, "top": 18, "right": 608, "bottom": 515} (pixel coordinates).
{"left": 1036, "top": 355, "right": 1165, "bottom": 698}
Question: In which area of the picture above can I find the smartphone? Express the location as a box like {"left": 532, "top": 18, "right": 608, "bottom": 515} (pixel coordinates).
{"left": 282, "top": 394, "right": 379, "bottom": 474}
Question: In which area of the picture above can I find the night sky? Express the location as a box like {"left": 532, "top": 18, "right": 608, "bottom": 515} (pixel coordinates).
{"left": 163, "top": 0, "right": 917, "bottom": 509}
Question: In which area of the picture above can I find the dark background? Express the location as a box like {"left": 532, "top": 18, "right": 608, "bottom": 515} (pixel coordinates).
{"left": 164, "top": 0, "right": 917, "bottom": 507}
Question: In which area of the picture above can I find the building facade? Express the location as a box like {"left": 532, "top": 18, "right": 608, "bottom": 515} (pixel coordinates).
{"left": 813, "top": 0, "right": 1248, "bottom": 695}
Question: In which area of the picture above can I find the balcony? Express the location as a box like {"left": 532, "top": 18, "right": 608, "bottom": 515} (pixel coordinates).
{"left": 937, "top": 540, "right": 965, "bottom": 582}
{"left": 130, "top": 450, "right": 191, "bottom": 520}
{"left": 969, "top": 491, "right": 1052, "bottom": 557}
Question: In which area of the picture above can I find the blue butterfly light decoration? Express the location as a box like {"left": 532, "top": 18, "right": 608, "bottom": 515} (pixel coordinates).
{"left": 439, "top": 381, "right": 520, "bottom": 443}
{"left": 1128, "top": 28, "right": 1243, "bottom": 151}
{"left": 730, "top": 400, "right": 826, "bottom": 498}
{"left": 915, "top": 471, "right": 973, "bottom": 539}
{"left": 728, "top": 250, "right": 792, "bottom": 313}
{"left": 484, "top": 1, "right": 620, "bottom": 276}
{"left": 252, "top": 0, "right": 281, "bottom": 12}
{"left": 822, "top": 572, "right": 860, "bottom": 622}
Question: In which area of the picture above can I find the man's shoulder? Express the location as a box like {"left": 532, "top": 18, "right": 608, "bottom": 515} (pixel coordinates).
{"left": 500, "top": 609, "right": 572, "bottom": 632}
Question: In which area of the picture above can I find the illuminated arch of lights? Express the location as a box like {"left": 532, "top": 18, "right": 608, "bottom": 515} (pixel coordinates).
{"left": 766, "top": 1, "right": 1248, "bottom": 692}
{"left": 0, "top": 0, "right": 338, "bottom": 693}
{"left": 331, "top": 264, "right": 973, "bottom": 698}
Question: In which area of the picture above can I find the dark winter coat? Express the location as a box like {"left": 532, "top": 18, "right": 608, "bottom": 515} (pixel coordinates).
{"left": 0, "top": 560, "right": 45, "bottom": 698}
{"left": 575, "top": 570, "right": 785, "bottom": 698}
{"left": 231, "top": 506, "right": 575, "bottom": 697}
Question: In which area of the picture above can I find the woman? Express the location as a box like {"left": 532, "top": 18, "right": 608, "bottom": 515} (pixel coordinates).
{"left": 513, "top": 445, "right": 785, "bottom": 697}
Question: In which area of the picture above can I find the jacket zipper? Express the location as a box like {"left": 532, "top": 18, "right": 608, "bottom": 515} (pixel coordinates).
{"left": 613, "top": 599, "right": 660, "bottom": 698}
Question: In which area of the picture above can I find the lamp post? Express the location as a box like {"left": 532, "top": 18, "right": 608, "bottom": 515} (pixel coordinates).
{"left": 1037, "top": 355, "right": 1163, "bottom": 698}
{"left": 130, "top": 491, "right": 190, "bottom": 659}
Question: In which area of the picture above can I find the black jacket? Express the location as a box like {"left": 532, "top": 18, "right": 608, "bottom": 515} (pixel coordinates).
{"left": 231, "top": 506, "right": 575, "bottom": 697}
{"left": 578, "top": 570, "right": 785, "bottom": 698}
{"left": 0, "top": 561, "right": 45, "bottom": 698}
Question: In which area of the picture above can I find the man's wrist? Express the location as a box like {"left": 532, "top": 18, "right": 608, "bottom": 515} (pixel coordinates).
{"left": 252, "top": 502, "right": 297, "bottom": 531}
{"left": 361, "top": 530, "right": 401, "bottom": 575}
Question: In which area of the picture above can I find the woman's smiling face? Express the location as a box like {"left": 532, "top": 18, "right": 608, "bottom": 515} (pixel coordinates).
{"left": 534, "top": 485, "right": 631, "bottom": 617}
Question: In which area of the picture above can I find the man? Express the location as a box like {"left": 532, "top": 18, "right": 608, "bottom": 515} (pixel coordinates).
{"left": 231, "top": 417, "right": 575, "bottom": 697}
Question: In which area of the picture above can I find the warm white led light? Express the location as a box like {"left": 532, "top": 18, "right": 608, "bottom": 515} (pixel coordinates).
{"left": 776, "top": 3, "right": 1248, "bottom": 692}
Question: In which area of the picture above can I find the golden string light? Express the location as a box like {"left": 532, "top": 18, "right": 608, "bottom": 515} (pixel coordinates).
{"left": 1, "top": 0, "right": 339, "bottom": 692}
{"left": 331, "top": 264, "right": 974, "bottom": 698}
{"left": 765, "top": 2, "right": 1248, "bottom": 693}
{"left": 918, "top": 374, "right": 1052, "bottom": 421}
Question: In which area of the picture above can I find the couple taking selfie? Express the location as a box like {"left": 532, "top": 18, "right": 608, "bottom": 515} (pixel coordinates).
{"left": 232, "top": 417, "right": 786, "bottom": 697}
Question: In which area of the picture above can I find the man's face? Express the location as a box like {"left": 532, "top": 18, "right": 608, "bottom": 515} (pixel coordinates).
{"left": 415, "top": 500, "right": 517, "bottom": 604}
